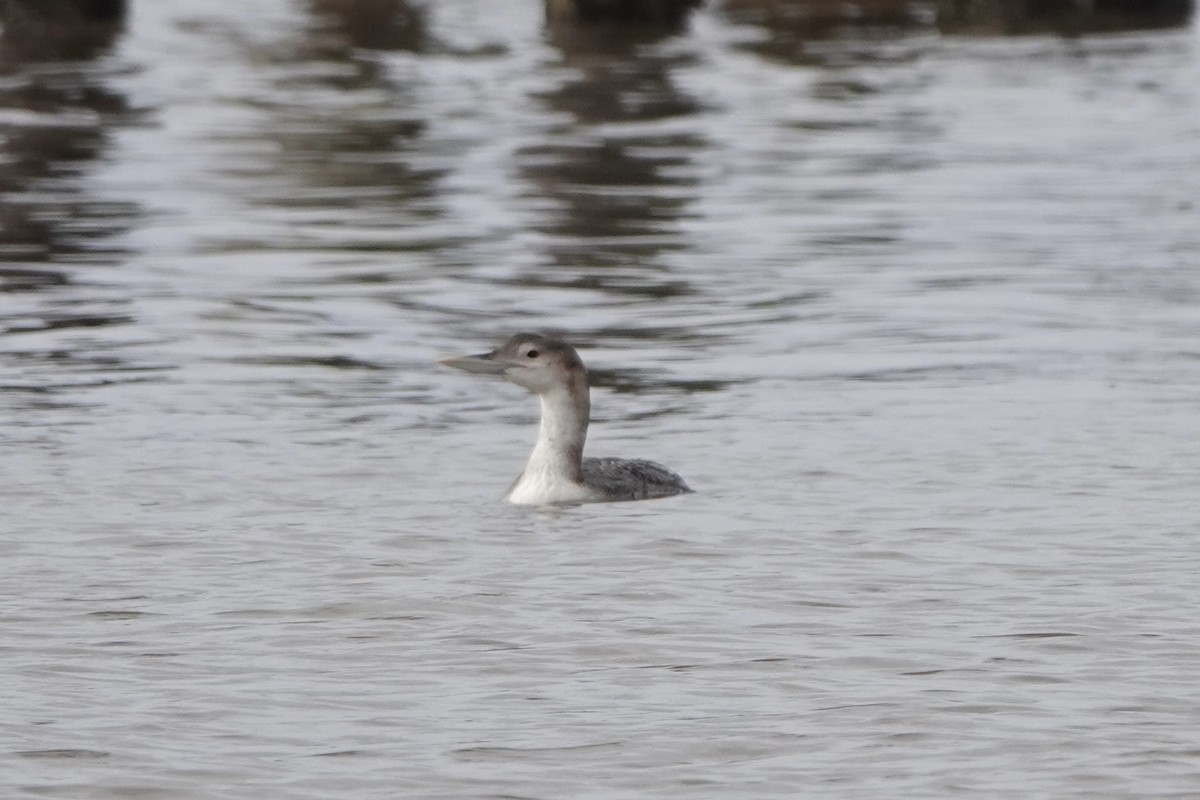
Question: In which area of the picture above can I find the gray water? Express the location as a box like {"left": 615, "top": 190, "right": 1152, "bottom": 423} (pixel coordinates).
{"left": 3, "top": 1, "right": 1200, "bottom": 798}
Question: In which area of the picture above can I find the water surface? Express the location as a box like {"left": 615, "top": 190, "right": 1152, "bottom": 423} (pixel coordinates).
{"left": 3, "top": 2, "right": 1200, "bottom": 798}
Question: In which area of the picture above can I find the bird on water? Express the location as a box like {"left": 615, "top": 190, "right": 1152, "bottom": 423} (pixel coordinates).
{"left": 440, "top": 333, "right": 692, "bottom": 505}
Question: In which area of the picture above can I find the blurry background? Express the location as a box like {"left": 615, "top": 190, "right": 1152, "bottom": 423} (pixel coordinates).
{"left": 3, "top": 1, "right": 1199, "bottom": 798}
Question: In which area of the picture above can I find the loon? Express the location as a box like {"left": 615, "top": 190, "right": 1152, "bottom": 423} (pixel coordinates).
{"left": 440, "top": 333, "right": 692, "bottom": 505}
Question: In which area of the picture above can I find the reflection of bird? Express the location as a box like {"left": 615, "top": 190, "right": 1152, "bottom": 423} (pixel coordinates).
{"left": 441, "top": 333, "right": 692, "bottom": 505}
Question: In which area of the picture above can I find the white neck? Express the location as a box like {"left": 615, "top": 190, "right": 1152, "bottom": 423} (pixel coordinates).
{"left": 506, "top": 375, "right": 595, "bottom": 504}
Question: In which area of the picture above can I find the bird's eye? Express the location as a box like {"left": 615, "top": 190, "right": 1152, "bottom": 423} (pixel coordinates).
{"left": 526, "top": 349, "right": 539, "bottom": 359}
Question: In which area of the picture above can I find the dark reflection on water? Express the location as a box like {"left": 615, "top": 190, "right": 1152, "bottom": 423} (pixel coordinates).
{"left": 204, "top": 0, "right": 444, "bottom": 255}
{"left": 590, "top": 364, "right": 741, "bottom": 396}
{"left": 517, "top": 26, "right": 704, "bottom": 297}
{"left": 722, "top": 0, "right": 932, "bottom": 63}
{"left": 306, "top": 0, "right": 427, "bottom": 52}
{"left": 546, "top": 0, "right": 703, "bottom": 26}
{"left": 937, "top": 0, "right": 1193, "bottom": 36}
{"left": 0, "top": 0, "right": 151, "bottom": 400}
{"left": 0, "top": 0, "right": 126, "bottom": 62}
{"left": 0, "top": 0, "right": 139, "bottom": 268}
{"left": 721, "top": 0, "right": 1193, "bottom": 57}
